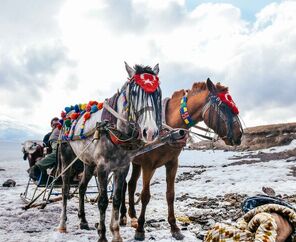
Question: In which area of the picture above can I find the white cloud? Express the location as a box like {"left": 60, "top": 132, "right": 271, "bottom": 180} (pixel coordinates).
{"left": 1, "top": 0, "right": 295, "bottom": 130}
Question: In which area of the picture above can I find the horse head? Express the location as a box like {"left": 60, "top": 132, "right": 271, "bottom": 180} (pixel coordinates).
{"left": 181, "top": 79, "right": 242, "bottom": 146}
{"left": 202, "top": 78, "right": 243, "bottom": 145}
{"left": 117, "top": 62, "right": 162, "bottom": 144}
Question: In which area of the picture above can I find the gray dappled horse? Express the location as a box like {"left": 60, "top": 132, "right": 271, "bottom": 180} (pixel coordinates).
{"left": 58, "top": 63, "right": 162, "bottom": 242}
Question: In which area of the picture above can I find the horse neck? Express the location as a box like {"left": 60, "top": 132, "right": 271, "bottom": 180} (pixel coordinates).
{"left": 165, "top": 89, "right": 209, "bottom": 129}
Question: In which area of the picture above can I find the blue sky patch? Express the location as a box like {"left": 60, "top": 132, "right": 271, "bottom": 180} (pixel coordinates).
{"left": 185, "top": 0, "right": 281, "bottom": 22}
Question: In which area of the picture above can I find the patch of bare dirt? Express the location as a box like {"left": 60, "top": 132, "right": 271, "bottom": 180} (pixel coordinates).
{"left": 288, "top": 166, "right": 296, "bottom": 177}
{"left": 176, "top": 169, "right": 206, "bottom": 183}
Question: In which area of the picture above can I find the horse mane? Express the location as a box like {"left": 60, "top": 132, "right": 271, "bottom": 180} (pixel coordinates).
{"left": 171, "top": 89, "right": 186, "bottom": 99}
{"left": 191, "top": 82, "right": 207, "bottom": 92}
{"left": 171, "top": 81, "right": 229, "bottom": 99}
{"left": 189, "top": 81, "right": 229, "bottom": 95}
{"left": 216, "top": 82, "right": 228, "bottom": 92}
{"left": 134, "top": 65, "right": 155, "bottom": 75}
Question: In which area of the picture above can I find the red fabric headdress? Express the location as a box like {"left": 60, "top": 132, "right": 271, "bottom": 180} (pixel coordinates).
{"left": 133, "top": 73, "right": 159, "bottom": 93}
{"left": 218, "top": 92, "right": 239, "bottom": 115}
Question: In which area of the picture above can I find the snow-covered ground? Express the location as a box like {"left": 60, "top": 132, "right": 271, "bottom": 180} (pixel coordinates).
{"left": 0, "top": 141, "right": 296, "bottom": 242}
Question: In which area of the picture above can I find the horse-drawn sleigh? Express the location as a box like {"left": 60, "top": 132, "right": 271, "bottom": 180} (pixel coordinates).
{"left": 20, "top": 62, "right": 242, "bottom": 242}
{"left": 20, "top": 139, "right": 109, "bottom": 209}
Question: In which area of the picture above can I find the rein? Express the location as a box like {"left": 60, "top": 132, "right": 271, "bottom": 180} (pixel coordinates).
{"left": 100, "top": 100, "right": 141, "bottom": 148}
{"left": 103, "top": 100, "right": 128, "bottom": 124}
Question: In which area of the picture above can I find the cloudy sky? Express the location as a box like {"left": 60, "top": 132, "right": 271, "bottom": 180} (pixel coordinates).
{"left": 0, "top": 0, "right": 295, "bottom": 132}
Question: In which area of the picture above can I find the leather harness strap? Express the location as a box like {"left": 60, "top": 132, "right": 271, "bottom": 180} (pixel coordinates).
{"left": 103, "top": 100, "right": 128, "bottom": 123}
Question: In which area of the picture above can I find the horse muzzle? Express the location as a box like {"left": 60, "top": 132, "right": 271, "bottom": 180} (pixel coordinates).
{"left": 141, "top": 127, "right": 159, "bottom": 144}
{"left": 223, "top": 132, "right": 242, "bottom": 146}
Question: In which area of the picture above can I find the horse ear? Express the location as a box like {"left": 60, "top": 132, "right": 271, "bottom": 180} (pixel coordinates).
{"left": 125, "top": 61, "right": 135, "bottom": 78}
{"left": 206, "top": 78, "right": 217, "bottom": 94}
{"left": 153, "top": 63, "right": 159, "bottom": 75}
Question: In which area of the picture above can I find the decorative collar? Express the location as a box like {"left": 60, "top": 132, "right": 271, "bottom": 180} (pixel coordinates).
{"left": 180, "top": 94, "right": 196, "bottom": 128}
{"left": 133, "top": 73, "right": 159, "bottom": 93}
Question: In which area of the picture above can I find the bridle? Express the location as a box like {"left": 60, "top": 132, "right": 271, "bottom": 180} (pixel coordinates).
{"left": 201, "top": 93, "right": 243, "bottom": 144}
{"left": 125, "top": 75, "right": 162, "bottom": 130}
{"left": 102, "top": 75, "right": 161, "bottom": 146}
{"left": 179, "top": 91, "right": 242, "bottom": 144}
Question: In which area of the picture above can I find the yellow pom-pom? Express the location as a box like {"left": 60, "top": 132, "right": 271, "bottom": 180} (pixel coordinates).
{"left": 80, "top": 104, "right": 87, "bottom": 111}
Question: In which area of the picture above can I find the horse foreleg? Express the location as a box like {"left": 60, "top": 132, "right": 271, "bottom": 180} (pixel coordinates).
{"left": 119, "top": 180, "right": 127, "bottom": 226}
{"left": 166, "top": 160, "right": 184, "bottom": 240}
{"left": 97, "top": 169, "right": 109, "bottom": 242}
{"left": 110, "top": 167, "right": 129, "bottom": 242}
{"left": 134, "top": 167, "right": 155, "bottom": 241}
{"left": 78, "top": 164, "right": 95, "bottom": 230}
{"left": 58, "top": 170, "right": 71, "bottom": 233}
{"left": 128, "top": 163, "right": 141, "bottom": 228}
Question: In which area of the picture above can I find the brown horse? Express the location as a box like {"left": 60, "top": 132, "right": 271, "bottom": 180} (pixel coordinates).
{"left": 120, "top": 78, "right": 243, "bottom": 240}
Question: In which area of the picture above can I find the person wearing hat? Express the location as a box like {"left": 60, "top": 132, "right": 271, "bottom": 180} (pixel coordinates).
{"left": 42, "top": 117, "right": 59, "bottom": 148}
{"left": 205, "top": 195, "right": 296, "bottom": 242}
{"left": 29, "top": 117, "right": 61, "bottom": 181}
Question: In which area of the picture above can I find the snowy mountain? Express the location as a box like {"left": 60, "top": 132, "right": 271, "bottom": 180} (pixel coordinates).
{"left": 0, "top": 115, "right": 44, "bottom": 142}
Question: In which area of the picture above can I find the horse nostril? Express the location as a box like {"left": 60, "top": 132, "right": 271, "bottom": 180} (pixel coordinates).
{"left": 152, "top": 130, "right": 159, "bottom": 140}
{"left": 143, "top": 128, "right": 147, "bottom": 139}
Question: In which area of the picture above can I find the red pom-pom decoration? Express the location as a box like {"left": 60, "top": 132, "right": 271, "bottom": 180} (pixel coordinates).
{"left": 70, "top": 112, "right": 80, "bottom": 120}
{"left": 86, "top": 104, "right": 91, "bottom": 112}
{"left": 89, "top": 101, "right": 98, "bottom": 106}
{"left": 84, "top": 112, "right": 91, "bottom": 120}
{"left": 97, "top": 102, "right": 103, "bottom": 110}
{"left": 61, "top": 111, "right": 66, "bottom": 119}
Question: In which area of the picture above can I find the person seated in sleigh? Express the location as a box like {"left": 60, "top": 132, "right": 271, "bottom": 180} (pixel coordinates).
{"left": 28, "top": 117, "right": 61, "bottom": 181}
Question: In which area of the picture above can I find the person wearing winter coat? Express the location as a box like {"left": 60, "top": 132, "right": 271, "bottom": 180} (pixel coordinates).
{"left": 28, "top": 117, "right": 60, "bottom": 181}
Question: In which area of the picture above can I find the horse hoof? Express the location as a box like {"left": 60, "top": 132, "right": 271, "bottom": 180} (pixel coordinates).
{"left": 119, "top": 216, "right": 127, "bottom": 226}
{"left": 57, "top": 227, "right": 67, "bottom": 233}
{"left": 79, "top": 222, "right": 90, "bottom": 230}
{"left": 111, "top": 238, "right": 123, "bottom": 242}
{"left": 131, "top": 218, "right": 138, "bottom": 228}
{"left": 172, "top": 231, "right": 185, "bottom": 240}
{"left": 134, "top": 231, "right": 145, "bottom": 241}
{"left": 98, "top": 238, "right": 108, "bottom": 242}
